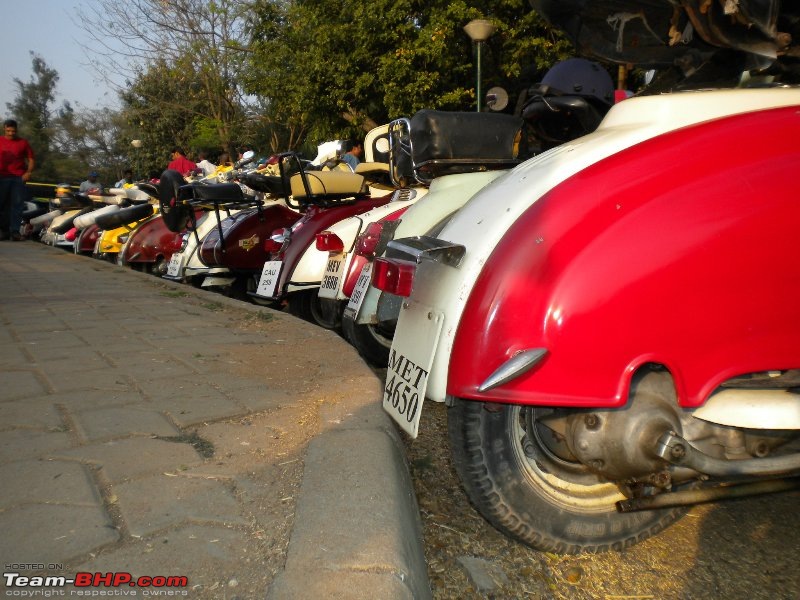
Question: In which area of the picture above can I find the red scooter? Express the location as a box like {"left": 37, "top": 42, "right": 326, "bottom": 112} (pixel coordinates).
{"left": 371, "top": 0, "right": 800, "bottom": 554}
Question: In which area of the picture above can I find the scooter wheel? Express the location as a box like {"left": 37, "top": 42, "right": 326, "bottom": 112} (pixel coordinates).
{"left": 447, "top": 371, "right": 688, "bottom": 553}
{"left": 342, "top": 316, "right": 391, "bottom": 367}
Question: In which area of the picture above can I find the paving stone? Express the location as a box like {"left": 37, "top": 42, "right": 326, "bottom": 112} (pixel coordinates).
{"left": 20, "top": 342, "right": 97, "bottom": 362}
{"left": 0, "top": 504, "right": 118, "bottom": 566}
{"left": 7, "top": 316, "right": 68, "bottom": 333}
{"left": 0, "top": 369, "right": 50, "bottom": 399}
{"left": 0, "top": 344, "right": 34, "bottom": 367}
{"left": 0, "top": 429, "right": 73, "bottom": 463}
{"left": 46, "top": 389, "right": 146, "bottom": 412}
{"left": 16, "top": 329, "right": 87, "bottom": 349}
{"left": 0, "top": 459, "right": 102, "bottom": 509}
{"left": 0, "top": 397, "right": 64, "bottom": 429}
{"left": 75, "top": 525, "right": 255, "bottom": 592}
{"left": 139, "top": 379, "right": 247, "bottom": 426}
{"left": 225, "top": 385, "right": 294, "bottom": 413}
{"left": 111, "top": 353, "right": 199, "bottom": 379}
{"left": 113, "top": 474, "right": 245, "bottom": 536}
{"left": 50, "top": 438, "right": 204, "bottom": 483}
{"left": 49, "top": 369, "right": 134, "bottom": 394}
{"left": 72, "top": 407, "right": 179, "bottom": 442}
{"left": 37, "top": 353, "right": 112, "bottom": 377}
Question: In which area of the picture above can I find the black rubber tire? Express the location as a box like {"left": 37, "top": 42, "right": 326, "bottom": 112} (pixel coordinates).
{"left": 447, "top": 372, "right": 688, "bottom": 554}
{"left": 245, "top": 274, "right": 282, "bottom": 308}
{"left": 311, "top": 297, "right": 343, "bottom": 330}
{"left": 159, "top": 169, "right": 192, "bottom": 232}
{"left": 342, "top": 316, "right": 392, "bottom": 367}
{"left": 286, "top": 289, "right": 316, "bottom": 323}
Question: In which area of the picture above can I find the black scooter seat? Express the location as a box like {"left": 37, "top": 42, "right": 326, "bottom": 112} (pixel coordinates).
{"left": 181, "top": 182, "right": 244, "bottom": 203}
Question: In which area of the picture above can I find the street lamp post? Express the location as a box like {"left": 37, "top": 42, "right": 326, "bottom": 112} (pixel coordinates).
{"left": 464, "top": 19, "right": 496, "bottom": 112}
{"left": 131, "top": 139, "right": 143, "bottom": 180}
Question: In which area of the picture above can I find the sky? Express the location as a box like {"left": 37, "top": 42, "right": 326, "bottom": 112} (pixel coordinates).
{"left": 1, "top": 0, "right": 126, "bottom": 118}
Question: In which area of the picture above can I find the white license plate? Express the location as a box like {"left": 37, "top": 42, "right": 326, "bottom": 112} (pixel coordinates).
{"left": 343, "top": 263, "right": 372, "bottom": 320}
{"left": 255, "top": 260, "right": 283, "bottom": 298}
{"left": 318, "top": 254, "right": 345, "bottom": 300}
{"left": 166, "top": 252, "right": 184, "bottom": 277}
{"left": 383, "top": 305, "right": 444, "bottom": 438}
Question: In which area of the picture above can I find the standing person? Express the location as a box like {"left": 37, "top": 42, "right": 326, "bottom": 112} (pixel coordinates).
{"left": 0, "top": 119, "right": 35, "bottom": 241}
{"left": 167, "top": 147, "right": 197, "bottom": 176}
{"left": 195, "top": 152, "right": 216, "bottom": 177}
{"left": 341, "top": 140, "right": 363, "bottom": 171}
{"left": 79, "top": 171, "right": 103, "bottom": 194}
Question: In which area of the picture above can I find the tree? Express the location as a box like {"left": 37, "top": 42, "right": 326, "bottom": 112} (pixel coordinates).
{"left": 5, "top": 53, "right": 61, "bottom": 182}
{"left": 77, "top": 0, "right": 252, "bottom": 159}
{"left": 246, "top": 0, "right": 572, "bottom": 145}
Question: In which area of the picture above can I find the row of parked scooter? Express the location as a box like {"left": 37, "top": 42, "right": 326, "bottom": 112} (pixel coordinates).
{"left": 25, "top": 61, "right": 609, "bottom": 371}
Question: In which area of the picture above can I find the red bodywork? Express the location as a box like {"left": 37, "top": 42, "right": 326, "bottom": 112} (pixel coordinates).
{"left": 199, "top": 205, "right": 299, "bottom": 272}
{"left": 448, "top": 106, "right": 800, "bottom": 409}
{"left": 75, "top": 223, "right": 100, "bottom": 255}
{"left": 122, "top": 212, "right": 200, "bottom": 266}
{"left": 272, "top": 194, "right": 394, "bottom": 299}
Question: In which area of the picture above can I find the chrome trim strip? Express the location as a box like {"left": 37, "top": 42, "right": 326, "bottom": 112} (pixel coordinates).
{"left": 478, "top": 348, "right": 548, "bottom": 392}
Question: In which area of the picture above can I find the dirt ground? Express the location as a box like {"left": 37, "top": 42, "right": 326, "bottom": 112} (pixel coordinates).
{"left": 402, "top": 401, "right": 800, "bottom": 600}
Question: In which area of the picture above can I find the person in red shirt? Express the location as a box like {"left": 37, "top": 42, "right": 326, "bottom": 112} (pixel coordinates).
{"left": 0, "top": 119, "right": 35, "bottom": 241}
{"left": 167, "top": 147, "right": 197, "bottom": 177}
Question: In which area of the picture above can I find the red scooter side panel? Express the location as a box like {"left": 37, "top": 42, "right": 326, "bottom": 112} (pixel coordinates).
{"left": 274, "top": 194, "right": 393, "bottom": 297}
{"left": 200, "top": 204, "right": 299, "bottom": 272}
{"left": 123, "top": 212, "right": 199, "bottom": 265}
{"left": 448, "top": 106, "right": 800, "bottom": 408}
{"left": 76, "top": 223, "right": 100, "bottom": 255}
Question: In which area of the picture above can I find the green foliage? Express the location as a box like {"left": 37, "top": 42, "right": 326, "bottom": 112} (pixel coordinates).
{"left": 5, "top": 54, "right": 60, "bottom": 181}
{"left": 246, "top": 0, "right": 573, "bottom": 146}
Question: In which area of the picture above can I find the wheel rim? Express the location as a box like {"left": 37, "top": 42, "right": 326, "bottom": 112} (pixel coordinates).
{"left": 511, "top": 405, "right": 626, "bottom": 512}
{"left": 367, "top": 324, "right": 392, "bottom": 349}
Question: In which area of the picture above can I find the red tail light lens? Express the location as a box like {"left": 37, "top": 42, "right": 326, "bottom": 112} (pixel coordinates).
{"left": 372, "top": 257, "right": 416, "bottom": 297}
{"left": 315, "top": 231, "right": 345, "bottom": 253}
{"left": 65, "top": 227, "right": 77, "bottom": 242}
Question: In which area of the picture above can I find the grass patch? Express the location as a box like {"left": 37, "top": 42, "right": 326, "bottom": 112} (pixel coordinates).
{"left": 160, "top": 290, "right": 189, "bottom": 298}
{"left": 201, "top": 301, "right": 224, "bottom": 312}
{"left": 157, "top": 430, "right": 215, "bottom": 459}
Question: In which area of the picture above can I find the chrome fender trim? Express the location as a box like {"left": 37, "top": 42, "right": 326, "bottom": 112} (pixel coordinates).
{"left": 477, "top": 348, "right": 548, "bottom": 392}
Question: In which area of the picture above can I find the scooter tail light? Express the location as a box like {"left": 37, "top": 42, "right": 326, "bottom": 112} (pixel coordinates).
{"left": 316, "top": 231, "right": 345, "bottom": 253}
{"left": 372, "top": 257, "right": 416, "bottom": 297}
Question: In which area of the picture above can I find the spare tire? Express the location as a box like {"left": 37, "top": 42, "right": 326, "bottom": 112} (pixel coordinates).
{"left": 159, "top": 169, "right": 192, "bottom": 232}
{"left": 95, "top": 203, "right": 154, "bottom": 230}
{"left": 51, "top": 206, "right": 94, "bottom": 234}
{"left": 74, "top": 204, "right": 120, "bottom": 230}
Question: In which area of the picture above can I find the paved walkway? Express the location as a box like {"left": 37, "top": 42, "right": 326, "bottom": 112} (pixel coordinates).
{"left": 0, "top": 242, "right": 429, "bottom": 599}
